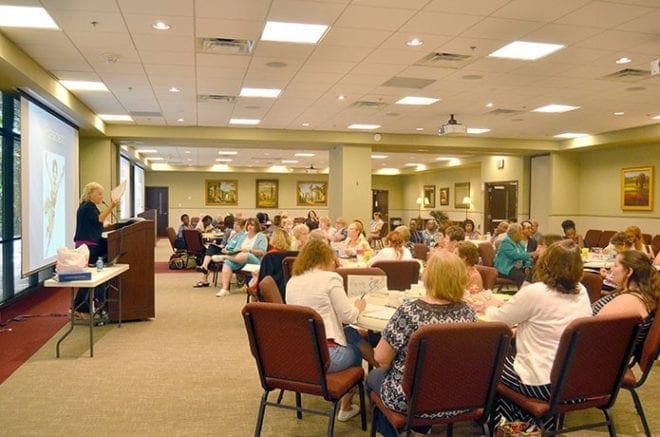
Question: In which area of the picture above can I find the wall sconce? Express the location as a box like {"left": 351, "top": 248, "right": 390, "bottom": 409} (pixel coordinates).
{"left": 462, "top": 196, "right": 471, "bottom": 220}
{"left": 416, "top": 196, "right": 429, "bottom": 218}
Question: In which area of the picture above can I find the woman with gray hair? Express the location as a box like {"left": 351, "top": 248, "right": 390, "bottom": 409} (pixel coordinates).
{"left": 493, "top": 223, "right": 532, "bottom": 287}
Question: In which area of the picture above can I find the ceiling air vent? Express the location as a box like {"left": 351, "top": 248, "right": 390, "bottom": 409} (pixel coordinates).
{"left": 197, "top": 37, "right": 254, "bottom": 55}
{"left": 198, "top": 94, "right": 237, "bottom": 103}
{"left": 129, "top": 111, "right": 162, "bottom": 118}
{"left": 349, "top": 100, "right": 387, "bottom": 109}
{"left": 603, "top": 68, "right": 649, "bottom": 81}
{"left": 487, "top": 108, "right": 525, "bottom": 116}
{"left": 415, "top": 52, "right": 472, "bottom": 69}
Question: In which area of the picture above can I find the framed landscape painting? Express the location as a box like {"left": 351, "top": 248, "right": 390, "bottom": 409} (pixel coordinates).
{"left": 454, "top": 182, "right": 470, "bottom": 208}
{"left": 255, "top": 179, "right": 278, "bottom": 209}
{"left": 206, "top": 180, "right": 238, "bottom": 206}
{"left": 621, "top": 166, "right": 654, "bottom": 211}
{"left": 296, "top": 181, "right": 327, "bottom": 206}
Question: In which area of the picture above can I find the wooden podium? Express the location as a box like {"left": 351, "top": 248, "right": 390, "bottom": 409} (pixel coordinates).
{"left": 105, "top": 219, "right": 155, "bottom": 321}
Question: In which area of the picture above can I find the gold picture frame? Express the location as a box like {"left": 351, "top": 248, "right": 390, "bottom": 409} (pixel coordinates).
{"left": 621, "top": 166, "right": 654, "bottom": 211}
{"left": 423, "top": 185, "right": 436, "bottom": 208}
{"left": 255, "top": 179, "right": 278, "bottom": 209}
{"left": 296, "top": 181, "right": 327, "bottom": 206}
{"left": 205, "top": 179, "right": 238, "bottom": 206}
{"left": 439, "top": 187, "right": 449, "bottom": 206}
{"left": 454, "top": 182, "right": 470, "bottom": 209}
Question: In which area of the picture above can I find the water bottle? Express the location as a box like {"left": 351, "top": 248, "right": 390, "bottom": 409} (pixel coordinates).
{"left": 96, "top": 257, "right": 104, "bottom": 272}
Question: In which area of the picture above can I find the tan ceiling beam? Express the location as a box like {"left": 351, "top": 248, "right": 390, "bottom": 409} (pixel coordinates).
{"left": 106, "top": 125, "right": 559, "bottom": 154}
{"left": 0, "top": 31, "right": 104, "bottom": 133}
{"left": 558, "top": 123, "right": 660, "bottom": 151}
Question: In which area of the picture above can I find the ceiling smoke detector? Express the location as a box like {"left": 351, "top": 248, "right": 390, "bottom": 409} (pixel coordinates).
{"left": 438, "top": 114, "right": 467, "bottom": 136}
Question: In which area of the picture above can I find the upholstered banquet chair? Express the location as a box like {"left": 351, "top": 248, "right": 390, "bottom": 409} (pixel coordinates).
{"left": 370, "top": 260, "right": 420, "bottom": 291}
{"left": 370, "top": 322, "right": 512, "bottom": 437}
{"left": 496, "top": 314, "right": 641, "bottom": 436}
{"left": 242, "top": 303, "right": 367, "bottom": 436}
{"left": 474, "top": 265, "right": 498, "bottom": 291}
{"left": 257, "top": 275, "right": 284, "bottom": 304}
{"left": 584, "top": 229, "right": 602, "bottom": 250}
{"left": 580, "top": 271, "right": 604, "bottom": 304}
{"left": 334, "top": 267, "right": 386, "bottom": 293}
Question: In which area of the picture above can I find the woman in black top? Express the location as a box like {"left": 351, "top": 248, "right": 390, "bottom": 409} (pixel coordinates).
{"left": 73, "top": 182, "right": 118, "bottom": 314}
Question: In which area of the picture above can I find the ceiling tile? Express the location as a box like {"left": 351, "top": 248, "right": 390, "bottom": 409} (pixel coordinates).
{"left": 195, "top": 0, "right": 270, "bottom": 21}
{"left": 461, "top": 17, "right": 545, "bottom": 40}
{"left": 576, "top": 30, "right": 657, "bottom": 52}
{"left": 48, "top": 10, "right": 127, "bottom": 33}
{"left": 493, "top": 0, "right": 590, "bottom": 22}
{"left": 252, "top": 41, "right": 316, "bottom": 59}
{"left": 320, "top": 27, "right": 391, "bottom": 48}
{"left": 334, "top": 5, "right": 417, "bottom": 31}
{"left": 131, "top": 33, "right": 193, "bottom": 52}
{"left": 117, "top": 0, "right": 193, "bottom": 16}
{"left": 310, "top": 44, "right": 373, "bottom": 62}
{"left": 556, "top": 1, "right": 652, "bottom": 28}
{"left": 41, "top": 0, "right": 120, "bottom": 12}
{"left": 400, "top": 11, "right": 483, "bottom": 36}
{"left": 424, "top": 0, "right": 509, "bottom": 16}
{"left": 267, "top": 0, "right": 346, "bottom": 23}
{"left": 195, "top": 18, "right": 263, "bottom": 40}
{"left": 123, "top": 14, "right": 194, "bottom": 37}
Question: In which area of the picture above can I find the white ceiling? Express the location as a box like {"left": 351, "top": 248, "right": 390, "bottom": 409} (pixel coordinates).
{"left": 1, "top": 0, "right": 659, "bottom": 170}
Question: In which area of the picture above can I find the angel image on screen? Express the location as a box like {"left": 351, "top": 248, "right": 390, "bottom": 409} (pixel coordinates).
{"left": 43, "top": 151, "right": 65, "bottom": 257}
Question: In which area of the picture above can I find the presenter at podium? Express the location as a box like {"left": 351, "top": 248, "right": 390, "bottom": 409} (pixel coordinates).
{"left": 72, "top": 182, "right": 118, "bottom": 314}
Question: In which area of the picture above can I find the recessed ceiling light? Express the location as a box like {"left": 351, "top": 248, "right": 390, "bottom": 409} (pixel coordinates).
{"left": 240, "top": 87, "right": 282, "bottom": 98}
{"left": 652, "top": 115, "right": 660, "bottom": 120}
{"left": 416, "top": 127, "right": 424, "bottom": 131}
{"left": 435, "top": 157, "right": 456, "bottom": 161}
{"left": 184, "top": 151, "right": 191, "bottom": 154}
{"left": 0, "top": 6, "right": 58, "bottom": 29}
{"left": 532, "top": 104, "right": 580, "bottom": 113}
{"left": 615, "top": 57, "right": 632, "bottom": 64}
{"left": 337, "top": 95, "right": 346, "bottom": 100}
{"left": 152, "top": 20, "right": 171, "bottom": 30}
{"left": 406, "top": 38, "right": 423, "bottom": 47}
{"left": 489, "top": 41, "right": 564, "bottom": 60}
{"left": 187, "top": 158, "right": 192, "bottom": 161}
{"left": 371, "top": 154, "right": 388, "bottom": 159}
{"left": 177, "top": 118, "right": 185, "bottom": 122}
{"left": 395, "top": 96, "right": 440, "bottom": 105}
{"left": 169, "top": 86, "right": 180, "bottom": 93}
{"left": 215, "top": 158, "right": 233, "bottom": 162}
{"left": 98, "top": 114, "right": 133, "bottom": 122}
{"left": 61, "top": 80, "right": 109, "bottom": 91}
{"left": 405, "top": 163, "right": 423, "bottom": 167}
{"left": 146, "top": 157, "right": 164, "bottom": 161}
{"left": 486, "top": 102, "right": 494, "bottom": 108}
{"left": 613, "top": 112, "right": 624, "bottom": 116}
{"left": 282, "top": 160, "right": 299, "bottom": 164}
{"left": 348, "top": 124, "right": 381, "bottom": 130}
{"left": 554, "top": 132, "right": 589, "bottom": 139}
{"left": 261, "top": 21, "right": 328, "bottom": 44}
{"left": 467, "top": 128, "right": 491, "bottom": 134}
{"left": 376, "top": 168, "right": 400, "bottom": 175}
{"left": 230, "top": 118, "right": 260, "bottom": 125}
{"left": 295, "top": 153, "right": 315, "bottom": 157}
{"left": 301, "top": 122, "right": 310, "bottom": 127}
{"left": 217, "top": 151, "right": 238, "bottom": 155}
{"left": 136, "top": 149, "right": 157, "bottom": 154}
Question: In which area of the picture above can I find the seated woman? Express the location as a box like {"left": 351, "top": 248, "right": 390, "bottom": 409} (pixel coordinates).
{"left": 247, "top": 228, "right": 292, "bottom": 290}
{"left": 330, "top": 217, "right": 349, "bottom": 243}
{"left": 369, "top": 212, "right": 385, "bottom": 239}
{"left": 290, "top": 223, "right": 310, "bottom": 250}
{"left": 215, "top": 218, "right": 268, "bottom": 297}
{"left": 367, "top": 230, "right": 412, "bottom": 266}
{"left": 456, "top": 241, "right": 483, "bottom": 293}
{"left": 175, "top": 213, "right": 192, "bottom": 249}
{"left": 285, "top": 239, "right": 369, "bottom": 422}
{"left": 421, "top": 218, "right": 442, "bottom": 247}
{"left": 341, "top": 220, "right": 371, "bottom": 256}
{"left": 493, "top": 223, "right": 532, "bottom": 288}
{"left": 600, "top": 232, "right": 635, "bottom": 291}
{"left": 592, "top": 250, "right": 659, "bottom": 362}
{"left": 624, "top": 225, "right": 654, "bottom": 259}
{"left": 367, "top": 251, "right": 478, "bottom": 437}
{"left": 194, "top": 219, "right": 245, "bottom": 287}
{"left": 408, "top": 219, "right": 424, "bottom": 244}
{"left": 305, "top": 209, "right": 319, "bottom": 230}
{"left": 463, "top": 218, "right": 480, "bottom": 240}
{"left": 195, "top": 214, "right": 214, "bottom": 233}
{"left": 486, "top": 240, "right": 592, "bottom": 430}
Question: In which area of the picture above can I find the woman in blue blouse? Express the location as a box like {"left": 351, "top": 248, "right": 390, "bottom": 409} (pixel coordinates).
{"left": 494, "top": 223, "right": 532, "bottom": 288}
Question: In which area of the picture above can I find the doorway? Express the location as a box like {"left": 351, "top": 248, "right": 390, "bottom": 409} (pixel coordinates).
{"left": 484, "top": 181, "right": 518, "bottom": 234}
{"left": 146, "top": 186, "right": 169, "bottom": 237}
{"left": 372, "top": 190, "right": 389, "bottom": 232}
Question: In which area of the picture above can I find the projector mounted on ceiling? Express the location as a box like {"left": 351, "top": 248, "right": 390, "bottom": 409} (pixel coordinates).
{"left": 305, "top": 164, "right": 319, "bottom": 174}
{"left": 438, "top": 114, "right": 467, "bottom": 136}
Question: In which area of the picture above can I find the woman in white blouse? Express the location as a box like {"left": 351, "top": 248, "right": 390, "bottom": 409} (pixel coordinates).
{"left": 485, "top": 239, "right": 592, "bottom": 430}
{"left": 367, "top": 230, "right": 412, "bottom": 266}
{"left": 286, "top": 239, "right": 369, "bottom": 422}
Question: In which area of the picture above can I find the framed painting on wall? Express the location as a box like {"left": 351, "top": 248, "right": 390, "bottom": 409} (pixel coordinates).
{"left": 454, "top": 182, "right": 470, "bottom": 208}
{"left": 205, "top": 180, "right": 238, "bottom": 206}
{"left": 439, "top": 187, "right": 449, "bottom": 206}
{"left": 621, "top": 166, "right": 654, "bottom": 211}
{"left": 296, "top": 181, "right": 327, "bottom": 206}
{"left": 255, "top": 179, "right": 278, "bottom": 209}
{"left": 423, "top": 185, "right": 436, "bottom": 208}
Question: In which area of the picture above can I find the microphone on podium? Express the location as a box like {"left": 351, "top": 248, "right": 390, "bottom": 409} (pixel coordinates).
{"left": 102, "top": 200, "right": 118, "bottom": 223}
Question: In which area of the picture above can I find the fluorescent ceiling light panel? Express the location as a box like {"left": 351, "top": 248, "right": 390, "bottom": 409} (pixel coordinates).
{"left": 652, "top": 115, "right": 660, "bottom": 120}
{"left": 435, "top": 157, "right": 456, "bottom": 161}
{"left": 405, "top": 163, "right": 423, "bottom": 167}
{"left": 371, "top": 154, "right": 388, "bottom": 159}
{"left": 532, "top": 104, "right": 580, "bottom": 113}
{"left": 281, "top": 160, "right": 299, "bottom": 164}
{"left": 488, "top": 41, "right": 564, "bottom": 60}
{"left": 146, "top": 157, "right": 164, "bottom": 161}
{"left": 554, "top": 132, "right": 588, "bottom": 139}
{"left": 467, "top": 128, "right": 491, "bottom": 134}
{"left": 395, "top": 96, "right": 440, "bottom": 105}
{"left": 99, "top": 114, "right": 133, "bottom": 122}
{"left": 240, "top": 87, "right": 282, "bottom": 98}
{"left": 229, "top": 118, "right": 260, "bottom": 125}
{"left": 348, "top": 124, "right": 380, "bottom": 130}
{"left": 61, "top": 80, "right": 109, "bottom": 91}
{"left": 136, "top": 149, "right": 158, "bottom": 154}
{"left": 295, "top": 153, "right": 315, "bottom": 157}
{"left": 217, "top": 151, "right": 238, "bottom": 155}
{"left": 261, "top": 21, "right": 328, "bottom": 44}
{"left": 215, "top": 158, "right": 233, "bottom": 162}
{"left": 376, "top": 168, "right": 400, "bottom": 175}
{"left": 0, "top": 6, "right": 58, "bottom": 29}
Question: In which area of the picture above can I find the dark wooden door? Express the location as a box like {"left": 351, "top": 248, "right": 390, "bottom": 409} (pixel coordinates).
{"left": 146, "top": 186, "right": 168, "bottom": 237}
{"left": 372, "top": 190, "right": 389, "bottom": 232}
{"left": 484, "top": 182, "right": 518, "bottom": 234}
